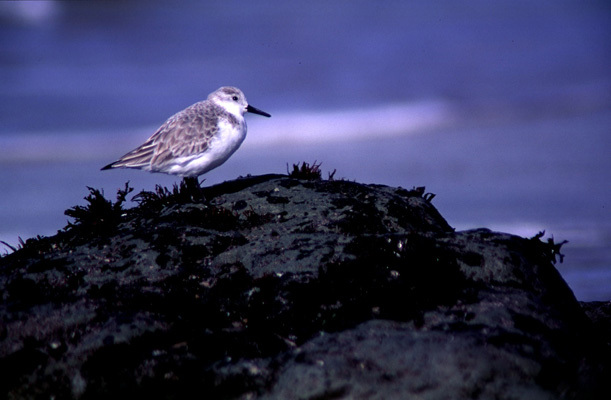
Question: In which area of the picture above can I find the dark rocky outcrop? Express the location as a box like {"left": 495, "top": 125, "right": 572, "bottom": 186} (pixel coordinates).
{"left": 1, "top": 170, "right": 609, "bottom": 399}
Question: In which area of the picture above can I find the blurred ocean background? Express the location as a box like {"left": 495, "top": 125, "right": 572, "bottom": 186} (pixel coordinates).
{"left": 0, "top": 1, "right": 609, "bottom": 300}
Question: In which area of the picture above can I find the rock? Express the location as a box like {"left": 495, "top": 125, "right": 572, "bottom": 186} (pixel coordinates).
{"left": 0, "top": 172, "right": 608, "bottom": 399}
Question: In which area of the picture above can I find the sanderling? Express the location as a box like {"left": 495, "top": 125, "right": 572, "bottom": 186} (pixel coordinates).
{"left": 101, "top": 86, "right": 270, "bottom": 178}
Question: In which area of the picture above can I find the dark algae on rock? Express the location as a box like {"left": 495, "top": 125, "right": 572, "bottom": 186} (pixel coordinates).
{"left": 1, "top": 166, "right": 609, "bottom": 399}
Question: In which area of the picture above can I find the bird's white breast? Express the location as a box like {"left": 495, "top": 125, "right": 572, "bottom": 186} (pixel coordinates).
{"left": 168, "top": 118, "right": 246, "bottom": 176}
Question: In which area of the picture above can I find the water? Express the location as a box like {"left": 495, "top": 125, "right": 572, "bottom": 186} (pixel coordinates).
{"left": 0, "top": 0, "right": 609, "bottom": 300}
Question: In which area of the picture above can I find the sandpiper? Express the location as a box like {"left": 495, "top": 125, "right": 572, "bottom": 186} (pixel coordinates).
{"left": 101, "top": 86, "right": 270, "bottom": 178}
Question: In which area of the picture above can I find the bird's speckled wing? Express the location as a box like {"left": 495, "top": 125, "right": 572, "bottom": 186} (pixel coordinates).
{"left": 107, "top": 101, "right": 229, "bottom": 170}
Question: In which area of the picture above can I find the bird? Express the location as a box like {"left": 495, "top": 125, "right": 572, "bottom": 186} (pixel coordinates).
{"left": 101, "top": 86, "right": 270, "bottom": 180}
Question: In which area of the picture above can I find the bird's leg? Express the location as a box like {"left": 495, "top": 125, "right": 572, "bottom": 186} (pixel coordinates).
{"left": 181, "top": 177, "right": 204, "bottom": 202}
{"left": 182, "top": 176, "right": 199, "bottom": 189}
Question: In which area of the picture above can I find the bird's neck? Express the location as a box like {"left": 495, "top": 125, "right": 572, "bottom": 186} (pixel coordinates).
{"left": 218, "top": 102, "right": 245, "bottom": 120}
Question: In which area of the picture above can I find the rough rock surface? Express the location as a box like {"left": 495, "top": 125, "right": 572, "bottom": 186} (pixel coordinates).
{"left": 0, "top": 173, "right": 609, "bottom": 399}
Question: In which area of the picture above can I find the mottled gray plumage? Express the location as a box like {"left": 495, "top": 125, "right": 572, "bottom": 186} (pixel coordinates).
{"left": 102, "top": 86, "right": 270, "bottom": 177}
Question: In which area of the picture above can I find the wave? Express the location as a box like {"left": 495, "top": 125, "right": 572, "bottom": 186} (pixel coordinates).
{"left": 247, "top": 99, "right": 457, "bottom": 147}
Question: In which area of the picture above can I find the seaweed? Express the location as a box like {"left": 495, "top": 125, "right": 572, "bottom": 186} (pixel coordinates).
{"left": 530, "top": 231, "right": 568, "bottom": 264}
{"left": 287, "top": 161, "right": 323, "bottom": 180}
{"left": 132, "top": 177, "right": 205, "bottom": 211}
{"left": 63, "top": 182, "right": 133, "bottom": 238}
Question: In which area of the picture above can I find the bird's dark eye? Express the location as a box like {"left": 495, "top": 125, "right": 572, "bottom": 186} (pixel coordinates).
{"left": 232, "top": 96, "right": 239, "bottom": 101}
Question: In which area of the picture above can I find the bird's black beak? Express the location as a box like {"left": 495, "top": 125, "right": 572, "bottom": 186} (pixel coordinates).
{"left": 246, "top": 104, "right": 271, "bottom": 117}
